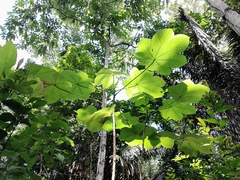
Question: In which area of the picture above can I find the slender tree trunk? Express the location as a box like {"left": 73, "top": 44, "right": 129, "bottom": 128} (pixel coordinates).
{"left": 179, "top": 7, "right": 227, "bottom": 65}
{"left": 205, "top": 0, "right": 240, "bottom": 36}
{"left": 111, "top": 109, "right": 116, "bottom": 180}
{"left": 96, "top": 40, "right": 111, "bottom": 180}
{"left": 89, "top": 135, "right": 93, "bottom": 180}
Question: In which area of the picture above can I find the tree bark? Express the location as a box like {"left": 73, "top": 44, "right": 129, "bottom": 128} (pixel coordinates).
{"left": 179, "top": 7, "right": 240, "bottom": 142}
{"left": 205, "top": 0, "right": 240, "bottom": 36}
{"left": 96, "top": 40, "right": 111, "bottom": 180}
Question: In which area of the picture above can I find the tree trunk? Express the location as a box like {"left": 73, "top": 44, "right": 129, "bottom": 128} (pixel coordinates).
{"left": 179, "top": 7, "right": 240, "bottom": 142}
{"left": 96, "top": 40, "right": 111, "bottom": 180}
{"left": 205, "top": 0, "right": 240, "bottom": 36}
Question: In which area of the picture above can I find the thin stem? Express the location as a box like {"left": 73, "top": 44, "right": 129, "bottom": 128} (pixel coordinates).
{"left": 111, "top": 109, "right": 116, "bottom": 180}
{"left": 111, "top": 77, "right": 116, "bottom": 180}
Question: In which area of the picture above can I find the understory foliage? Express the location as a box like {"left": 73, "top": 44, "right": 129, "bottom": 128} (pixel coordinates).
{"left": 0, "top": 28, "right": 236, "bottom": 179}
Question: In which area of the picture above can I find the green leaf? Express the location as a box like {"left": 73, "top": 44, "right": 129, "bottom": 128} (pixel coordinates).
{"left": 0, "top": 112, "right": 16, "bottom": 122}
{"left": 197, "top": 118, "right": 206, "bottom": 127}
{"left": 218, "top": 105, "right": 233, "bottom": 112}
{"left": 205, "top": 118, "right": 218, "bottom": 124}
{"left": 158, "top": 131, "right": 179, "bottom": 148}
{"left": 215, "top": 99, "right": 224, "bottom": 111}
{"left": 148, "top": 133, "right": 161, "bottom": 147}
{"left": 60, "top": 70, "right": 95, "bottom": 100}
{"left": 0, "top": 129, "right": 8, "bottom": 140}
{"left": 159, "top": 99, "right": 196, "bottom": 120}
{"left": 130, "top": 92, "right": 156, "bottom": 106}
{"left": 0, "top": 88, "right": 9, "bottom": 101}
{"left": 135, "top": 29, "right": 189, "bottom": 75}
{"left": 0, "top": 41, "right": 17, "bottom": 77}
{"left": 0, "top": 121, "right": 8, "bottom": 129}
{"left": 117, "top": 112, "right": 139, "bottom": 128}
{"left": 50, "top": 120, "right": 70, "bottom": 130}
{"left": 25, "top": 63, "right": 43, "bottom": 75}
{"left": 8, "top": 165, "right": 23, "bottom": 172}
{"left": 177, "top": 134, "right": 214, "bottom": 156}
{"left": 35, "top": 65, "right": 57, "bottom": 77}
{"left": 199, "top": 98, "right": 213, "bottom": 107}
{"left": 20, "top": 152, "right": 31, "bottom": 163}
{"left": 12, "top": 80, "right": 37, "bottom": 94}
{"left": 168, "top": 80, "right": 210, "bottom": 103}
{"left": 159, "top": 80, "right": 209, "bottom": 120}
{"left": 55, "top": 153, "right": 65, "bottom": 163}
{"left": 20, "top": 126, "right": 38, "bottom": 136}
{"left": 94, "top": 68, "right": 127, "bottom": 89}
{"left": 32, "top": 99, "right": 47, "bottom": 108}
{"left": 220, "top": 119, "right": 228, "bottom": 127}
{"left": 159, "top": 131, "right": 179, "bottom": 140}
{"left": 103, "top": 111, "right": 140, "bottom": 132}
{"left": 207, "top": 109, "right": 215, "bottom": 116}
{"left": 32, "top": 71, "right": 72, "bottom": 104}
{"left": 2, "top": 99, "right": 30, "bottom": 114}
{"left": 28, "top": 155, "right": 38, "bottom": 167}
{"left": 76, "top": 105, "right": 97, "bottom": 123}
{"left": 118, "top": 123, "right": 145, "bottom": 142}
{"left": 102, "top": 120, "right": 113, "bottom": 132}
{"left": 160, "top": 136, "right": 174, "bottom": 148}
{"left": 123, "top": 68, "right": 165, "bottom": 98}
{"left": 118, "top": 124, "right": 158, "bottom": 149}
{"left": 127, "top": 138, "right": 153, "bottom": 150}
{"left": 77, "top": 105, "right": 115, "bottom": 132}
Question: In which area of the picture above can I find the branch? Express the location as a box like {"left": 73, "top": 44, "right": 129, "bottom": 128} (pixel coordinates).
{"left": 110, "top": 42, "right": 136, "bottom": 48}
{"left": 48, "top": 1, "right": 108, "bottom": 45}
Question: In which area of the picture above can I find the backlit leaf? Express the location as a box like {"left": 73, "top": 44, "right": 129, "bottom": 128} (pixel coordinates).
{"left": 77, "top": 105, "right": 115, "bottom": 132}
{"left": 33, "top": 71, "right": 72, "bottom": 104}
{"left": 60, "top": 70, "right": 95, "bottom": 100}
{"left": 135, "top": 29, "right": 189, "bottom": 75}
{"left": 123, "top": 68, "right": 165, "bottom": 98}
{"left": 159, "top": 99, "right": 196, "bottom": 120}
{"left": 169, "top": 80, "right": 210, "bottom": 103}
{"left": 118, "top": 123, "right": 145, "bottom": 142}
{"left": 0, "top": 41, "right": 17, "bottom": 77}
{"left": 102, "top": 112, "right": 139, "bottom": 132}
{"left": 159, "top": 80, "right": 209, "bottom": 120}
{"left": 130, "top": 92, "right": 156, "bottom": 106}
{"left": 94, "top": 68, "right": 127, "bottom": 89}
{"left": 160, "top": 136, "right": 174, "bottom": 148}
{"left": 119, "top": 124, "right": 158, "bottom": 149}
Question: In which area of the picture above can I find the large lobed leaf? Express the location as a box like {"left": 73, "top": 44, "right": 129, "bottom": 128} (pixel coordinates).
{"left": 26, "top": 64, "right": 95, "bottom": 103}
{"left": 76, "top": 105, "right": 115, "bottom": 132}
{"left": 169, "top": 80, "right": 210, "bottom": 103}
{"left": 159, "top": 80, "right": 209, "bottom": 120}
{"left": 135, "top": 29, "right": 189, "bottom": 75}
{"left": 118, "top": 124, "right": 158, "bottom": 150}
{"left": 94, "top": 68, "right": 127, "bottom": 89}
{"left": 177, "top": 134, "right": 215, "bottom": 156}
{"left": 122, "top": 67, "right": 165, "bottom": 99}
{"left": 60, "top": 70, "right": 95, "bottom": 100}
{"left": 102, "top": 112, "right": 139, "bottom": 132}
